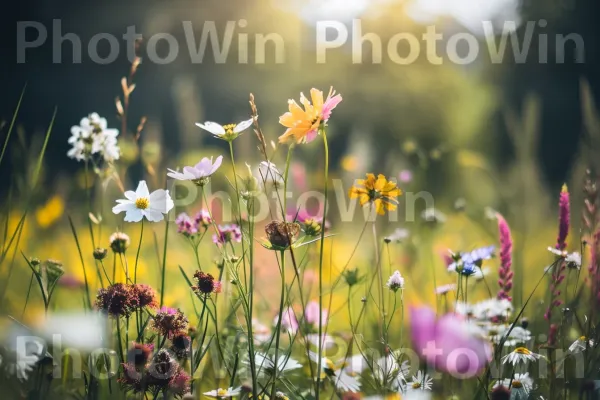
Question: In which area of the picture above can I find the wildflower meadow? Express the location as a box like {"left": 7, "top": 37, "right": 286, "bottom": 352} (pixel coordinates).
{"left": 2, "top": 1, "right": 600, "bottom": 399}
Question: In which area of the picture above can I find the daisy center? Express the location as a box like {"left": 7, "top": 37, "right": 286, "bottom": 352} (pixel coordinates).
{"left": 412, "top": 382, "right": 421, "bottom": 389}
{"left": 514, "top": 347, "right": 530, "bottom": 355}
{"left": 135, "top": 197, "right": 150, "bottom": 210}
{"left": 217, "top": 389, "right": 227, "bottom": 396}
{"left": 512, "top": 380, "right": 523, "bottom": 388}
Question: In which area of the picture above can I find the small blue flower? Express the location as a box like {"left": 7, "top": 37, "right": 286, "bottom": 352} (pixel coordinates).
{"left": 461, "top": 245, "right": 495, "bottom": 265}
{"left": 447, "top": 245, "right": 495, "bottom": 276}
{"left": 459, "top": 262, "right": 479, "bottom": 276}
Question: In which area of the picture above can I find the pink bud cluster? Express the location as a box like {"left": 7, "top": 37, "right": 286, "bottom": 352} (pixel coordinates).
{"left": 496, "top": 214, "right": 513, "bottom": 301}
{"left": 545, "top": 184, "right": 570, "bottom": 345}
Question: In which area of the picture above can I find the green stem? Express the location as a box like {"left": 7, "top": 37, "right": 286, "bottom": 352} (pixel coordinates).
{"left": 134, "top": 219, "right": 144, "bottom": 284}
{"left": 160, "top": 217, "right": 170, "bottom": 307}
{"left": 227, "top": 140, "right": 257, "bottom": 396}
{"left": 316, "top": 128, "right": 329, "bottom": 400}
{"left": 271, "top": 250, "right": 286, "bottom": 398}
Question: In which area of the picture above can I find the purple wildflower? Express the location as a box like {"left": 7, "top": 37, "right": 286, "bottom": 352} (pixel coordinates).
{"left": 496, "top": 214, "right": 513, "bottom": 301}
{"left": 556, "top": 184, "right": 570, "bottom": 250}
{"left": 175, "top": 213, "right": 198, "bottom": 236}
{"left": 212, "top": 224, "right": 242, "bottom": 245}
{"left": 151, "top": 307, "right": 189, "bottom": 338}
{"left": 194, "top": 209, "right": 212, "bottom": 229}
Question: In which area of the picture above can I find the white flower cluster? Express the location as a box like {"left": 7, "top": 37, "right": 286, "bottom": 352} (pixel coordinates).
{"left": 68, "top": 113, "right": 120, "bottom": 163}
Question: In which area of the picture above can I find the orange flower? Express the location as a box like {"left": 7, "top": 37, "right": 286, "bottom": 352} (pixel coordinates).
{"left": 349, "top": 173, "right": 402, "bottom": 215}
{"left": 278, "top": 87, "right": 342, "bottom": 144}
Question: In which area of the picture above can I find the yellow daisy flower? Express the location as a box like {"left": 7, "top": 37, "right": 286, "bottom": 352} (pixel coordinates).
{"left": 349, "top": 173, "right": 402, "bottom": 215}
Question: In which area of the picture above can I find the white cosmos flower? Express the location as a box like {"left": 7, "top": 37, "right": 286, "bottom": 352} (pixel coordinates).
{"left": 203, "top": 387, "right": 241, "bottom": 398}
{"left": 196, "top": 118, "right": 254, "bottom": 141}
{"left": 501, "top": 347, "right": 542, "bottom": 366}
{"left": 251, "top": 352, "right": 302, "bottom": 376}
{"left": 112, "top": 180, "right": 174, "bottom": 222}
{"left": 167, "top": 156, "right": 223, "bottom": 184}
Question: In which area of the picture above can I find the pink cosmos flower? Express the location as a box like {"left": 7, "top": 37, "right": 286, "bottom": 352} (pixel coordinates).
{"left": 410, "top": 306, "right": 491, "bottom": 377}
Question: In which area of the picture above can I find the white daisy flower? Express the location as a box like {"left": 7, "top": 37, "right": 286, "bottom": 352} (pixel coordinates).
{"left": 112, "top": 180, "right": 174, "bottom": 222}
{"left": 167, "top": 156, "right": 223, "bottom": 186}
{"left": 467, "top": 298, "right": 513, "bottom": 322}
{"left": 310, "top": 352, "right": 361, "bottom": 392}
{"left": 547, "top": 247, "right": 581, "bottom": 269}
{"left": 494, "top": 372, "right": 534, "bottom": 396}
{"left": 386, "top": 270, "right": 405, "bottom": 292}
{"left": 251, "top": 352, "right": 301, "bottom": 376}
{"left": 568, "top": 336, "right": 594, "bottom": 354}
{"left": 489, "top": 325, "right": 532, "bottom": 347}
{"left": 196, "top": 118, "right": 254, "bottom": 141}
{"left": 405, "top": 370, "right": 433, "bottom": 392}
{"left": 203, "top": 387, "right": 241, "bottom": 398}
{"left": 501, "top": 347, "right": 542, "bottom": 366}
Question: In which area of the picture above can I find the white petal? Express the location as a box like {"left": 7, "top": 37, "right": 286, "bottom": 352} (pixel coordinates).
{"left": 124, "top": 208, "right": 144, "bottom": 222}
{"left": 234, "top": 117, "right": 254, "bottom": 133}
{"left": 196, "top": 122, "right": 225, "bottom": 136}
{"left": 112, "top": 202, "right": 135, "bottom": 215}
{"left": 135, "top": 180, "right": 150, "bottom": 198}
{"left": 142, "top": 209, "right": 164, "bottom": 222}
{"left": 149, "top": 189, "right": 174, "bottom": 214}
{"left": 167, "top": 169, "right": 193, "bottom": 181}
{"left": 124, "top": 191, "right": 137, "bottom": 201}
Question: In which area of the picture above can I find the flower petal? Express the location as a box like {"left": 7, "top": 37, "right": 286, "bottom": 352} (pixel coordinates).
{"left": 233, "top": 118, "right": 254, "bottom": 133}
{"left": 124, "top": 208, "right": 144, "bottom": 222}
{"left": 149, "top": 189, "right": 174, "bottom": 214}
{"left": 112, "top": 202, "right": 135, "bottom": 215}
{"left": 135, "top": 180, "right": 150, "bottom": 198}
{"left": 210, "top": 155, "right": 223, "bottom": 174}
{"left": 142, "top": 209, "right": 164, "bottom": 222}
{"left": 196, "top": 122, "right": 226, "bottom": 136}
